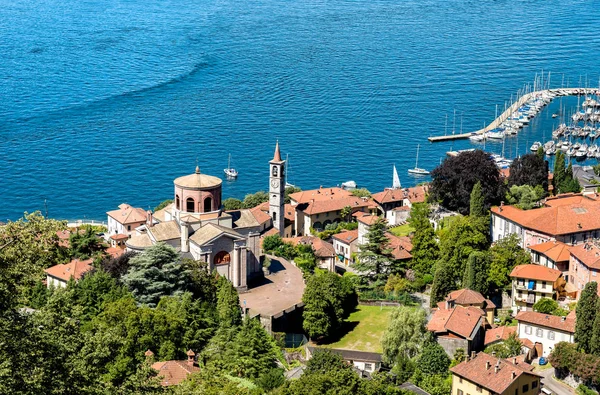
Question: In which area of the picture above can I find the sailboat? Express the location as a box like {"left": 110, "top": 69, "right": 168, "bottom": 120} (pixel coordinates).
{"left": 386, "top": 165, "right": 402, "bottom": 190}
{"left": 223, "top": 154, "right": 238, "bottom": 178}
{"left": 408, "top": 144, "right": 430, "bottom": 175}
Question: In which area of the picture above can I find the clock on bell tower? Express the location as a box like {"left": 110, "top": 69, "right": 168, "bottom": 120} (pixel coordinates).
{"left": 269, "top": 141, "right": 286, "bottom": 236}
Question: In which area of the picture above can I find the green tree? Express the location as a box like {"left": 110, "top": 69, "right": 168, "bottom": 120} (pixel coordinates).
{"left": 470, "top": 181, "right": 486, "bottom": 217}
{"left": 575, "top": 282, "right": 599, "bottom": 353}
{"left": 430, "top": 263, "right": 455, "bottom": 307}
{"left": 391, "top": 353, "right": 416, "bottom": 383}
{"left": 255, "top": 368, "right": 285, "bottom": 392}
{"left": 354, "top": 217, "right": 396, "bottom": 286}
{"left": 242, "top": 191, "right": 269, "bottom": 209}
{"left": 122, "top": 243, "right": 189, "bottom": 307}
{"left": 302, "top": 271, "right": 357, "bottom": 339}
{"left": 553, "top": 151, "right": 567, "bottom": 194}
{"left": 484, "top": 333, "right": 523, "bottom": 358}
{"left": 154, "top": 199, "right": 173, "bottom": 211}
{"left": 222, "top": 197, "right": 244, "bottom": 210}
{"left": 561, "top": 163, "right": 582, "bottom": 193}
{"left": 487, "top": 234, "right": 530, "bottom": 290}
{"left": 71, "top": 269, "right": 130, "bottom": 323}
{"left": 101, "top": 250, "right": 136, "bottom": 280}
{"left": 505, "top": 184, "right": 545, "bottom": 210}
{"left": 508, "top": 153, "right": 549, "bottom": 192}
{"left": 590, "top": 302, "right": 600, "bottom": 356}
{"left": 305, "top": 349, "right": 349, "bottom": 375}
{"left": 262, "top": 234, "right": 284, "bottom": 253}
{"left": 216, "top": 276, "right": 242, "bottom": 328}
{"left": 294, "top": 243, "right": 317, "bottom": 275}
{"left": 382, "top": 306, "right": 427, "bottom": 363}
{"left": 462, "top": 251, "right": 491, "bottom": 295}
{"left": 408, "top": 203, "right": 439, "bottom": 277}
{"left": 341, "top": 205, "right": 353, "bottom": 222}
{"left": 533, "top": 298, "right": 559, "bottom": 314}
{"left": 183, "top": 259, "right": 218, "bottom": 304}
{"left": 351, "top": 188, "right": 371, "bottom": 198}
{"left": 69, "top": 226, "right": 104, "bottom": 259}
{"left": 417, "top": 342, "right": 451, "bottom": 375}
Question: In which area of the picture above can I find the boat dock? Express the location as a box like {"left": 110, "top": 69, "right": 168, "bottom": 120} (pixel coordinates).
{"left": 428, "top": 88, "right": 599, "bottom": 142}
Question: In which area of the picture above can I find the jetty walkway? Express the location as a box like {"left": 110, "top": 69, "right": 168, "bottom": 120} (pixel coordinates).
{"left": 428, "top": 88, "right": 599, "bottom": 142}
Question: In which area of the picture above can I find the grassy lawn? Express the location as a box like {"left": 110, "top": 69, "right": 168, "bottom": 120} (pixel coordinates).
{"left": 389, "top": 223, "right": 415, "bottom": 237}
{"left": 319, "top": 305, "right": 398, "bottom": 353}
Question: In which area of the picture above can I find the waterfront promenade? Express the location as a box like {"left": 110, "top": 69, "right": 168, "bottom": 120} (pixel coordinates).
{"left": 428, "top": 88, "right": 600, "bottom": 142}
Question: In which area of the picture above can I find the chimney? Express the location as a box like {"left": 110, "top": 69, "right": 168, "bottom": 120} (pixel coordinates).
{"left": 492, "top": 351, "right": 496, "bottom": 357}
{"left": 186, "top": 349, "right": 195, "bottom": 366}
{"left": 495, "top": 365, "right": 500, "bottom": 373}
{"left": 561, "top": 316, "right": 566, "bottom": 321}
{"left": 471, "top": 351, "right": 476, "bottom": 359}
{"left": 513, "top": 357, "right": 517, "bottom": 364}
{"left": 144, "top": 349, "right": 154, "bottom": 362}
{"left": 511, "top": 371, "right": 516, "bottom": 379}
{"left": 146, "top": 210, "right": 154, "bottom": 228}
{"left": 486, "top": 361, "right": 491, "bottom": 370}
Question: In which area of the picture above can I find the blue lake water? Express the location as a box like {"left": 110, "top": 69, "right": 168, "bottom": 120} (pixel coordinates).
{"left": 2, "top": 0, "right": 600, "bottom": 221}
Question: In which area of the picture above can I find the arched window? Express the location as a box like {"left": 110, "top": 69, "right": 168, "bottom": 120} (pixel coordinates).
{"left": 186, "top": 198, "right": 195, "bottom": 212}
{"left": 176, "top": 195, "right": 180, "bottom": 210}
{"left": 273, "top": 211, "right": 277, "bottom": 222}
{"left": 313, "top": 221, "right": 323, "bottom": 231}
{"left": 272, "top": 166, "right": 278, "bottom": 177}
{"left": 214, "top": 251, "right": 231, "bottom": 265}
{"left": 204, "top": 197, "right": 213, "bottom": 212}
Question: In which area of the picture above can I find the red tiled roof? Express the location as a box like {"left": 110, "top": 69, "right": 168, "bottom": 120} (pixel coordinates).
{"left": 515, "top": 311, "right": 576, "bottom": 333}
{"left": 358, "top": 215, "right": 384, "bottom": 226}
{"left": 386, "top": 233, "right": 412, "bottom": 260}
{"left": 372, "top": 189, "right": 406, "bottom": 204}
{"left": 447, "top": 289, "right": 486, "bottom": 305}
{"left": 106, "top": 247, "right": 125, "bottom": 258}
{"left": 289, "top": 187, "right": 352, "bottom": 204}
{"left": 332, "top": 229, "right": 358, "bottom": 244}
{"left": 529, "top": 241, "right": 571, "bottom": 263}
{"left": 428, "top": 305, "right": 483, "bottom": 339}
{"left": 44, "top": 258, "right": 93, "bottom": 282}
{"left": 509, "top": 264, "right": 562, "bottom": 282}
{"left": 300, "top": 196, "right": 373, "bottom": 215}
{"left": 284, "top": 236, "right": 336, "bottom": 258}
{"left": 450, "top": 352, "right": 540, "bottom": 394}
{"left": 484, "top": 326, "right": 517, "bottom": 346}
{"left": 151, "top": 360, "right": 199, "bottom": 386}
{"left": 249, "top": 205, "right": 272, "bottom": 226}
{"left": 491, "top": 194, "right": 600, "bottom": 236}
{"left": 405, "top": 185, "right": 428, "bottom": 204}
{"left": 569, "top": 243, "right": 600, "bottom": 270}
{"left": 107, "top": 203, "right": 147, "bottom": 225}
{"left": 520, "top": 338, "right": 535, "bottom": 349}
{"left": 110, "top": 233, "right": 129, "bottom": 241}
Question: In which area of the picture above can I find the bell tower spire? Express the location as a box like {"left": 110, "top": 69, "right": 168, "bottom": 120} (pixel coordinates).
{"left": 269, "top": 141, "right": 285, "bottom": 236}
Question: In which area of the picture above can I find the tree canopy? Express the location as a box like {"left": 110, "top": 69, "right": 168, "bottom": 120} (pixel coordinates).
{"left": 575, "top": 282, "right": 598, "bottom": 354}
{"left": 430, "top": 150, "right": 503, "bottom": 215}
{"left": 382, "top": 306, "right": 427, "bottom": 363}
{"left": 508, "top": 153, "right": 549, "bottom": 191}
{"left": 408, "top": 203, "right": 439, "bottom": 277}
{"left": 505, "top": 184, "right": 545, "bottom": 210}
{"left": 354, "top": 217, "right": 397, "bottom": 287}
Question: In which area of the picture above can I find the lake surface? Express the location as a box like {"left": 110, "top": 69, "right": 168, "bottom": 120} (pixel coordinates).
{"left": 2, "top": 0, "right": 600, "bottom": 221}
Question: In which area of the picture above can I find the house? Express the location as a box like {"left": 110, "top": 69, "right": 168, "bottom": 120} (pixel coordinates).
{"left": 490, "top": 194, "right": 600, "bottom": 249}
{"left": 483, "top": 326, "right": 517, "bottom": 348}
{"left": 427, "top": 305, "right": 488, "bottom": 357}
{"left": 306, "top": 346, "right": 382, "bottom": 374}
{"left": 515, "top": 310, "right": 575, "bottom": 357}
{"left": 450, "top": 352, "right": 541, "bottom": 395}
{"left": 442, "top": 289, "right": 496, "bottom": 325}
{"left": 528, "top": 240, "right": 570, "bottom": 280}
{"left": 44, "top": 258, "right": 93, "bottom": 288}
{"left": 288, "top": 187, "right": 378, "bottom": 236}
{"left": 332, "top": 229, "right": 358, "bottom": 269}
{"left": 510, "top": 264, "right": 565, "bottom": 311}
{"left": 371, "top": 185, "right": 428, "bottom": 226}
{"left": 567, "top": 242, "right": 600, "bottom": 298}
{"left": 356, "top": 215, "right": 413, "bottom": 262}
{"left": 572, "top": 165, "right": 600, "bottom": 194}
{"left": 106, "top": 203, "right": 149, "bottom": 237}
{"left": 147, "top": 349, "right": 200, "bottom": 386}
{"left": 284, "top": 235, "right": 336, "bottom": 272}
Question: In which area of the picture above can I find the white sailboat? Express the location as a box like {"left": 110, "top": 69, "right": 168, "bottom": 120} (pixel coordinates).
{"left": 223, "top": 154, "right": 238, "bottom": 178}
{"left": 408, "top": 144, "right": 430, "bottom": 175}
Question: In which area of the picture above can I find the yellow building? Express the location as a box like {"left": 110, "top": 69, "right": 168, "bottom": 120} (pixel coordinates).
{"left": 450, "top": 352, "right": 541, "bottom": 395}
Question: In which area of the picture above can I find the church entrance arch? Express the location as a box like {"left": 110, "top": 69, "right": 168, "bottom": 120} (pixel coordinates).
{"left": 214, "top": 251, "right": 231, "bottom": 265}
{"left": 204, "top": 197, "right": 213, "bottom": 212}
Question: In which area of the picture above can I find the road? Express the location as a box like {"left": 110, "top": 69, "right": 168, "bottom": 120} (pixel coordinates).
{"left": 539, "top": 367, "right": 574, "bottom": 395}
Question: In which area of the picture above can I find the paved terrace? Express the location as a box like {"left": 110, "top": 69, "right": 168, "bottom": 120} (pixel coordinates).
{"left": 239, "top": 256, "right": 305, "bottom": 319}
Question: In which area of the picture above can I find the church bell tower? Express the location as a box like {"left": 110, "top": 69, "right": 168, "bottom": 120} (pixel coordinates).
{"left": 269, "top": 142, "right": 286, "bottom": 236}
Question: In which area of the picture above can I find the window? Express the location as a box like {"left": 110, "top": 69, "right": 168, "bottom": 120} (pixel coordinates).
{"left": 523, "top": 384, "right": 529, "bottom": 393}
{"left": 127, "top": 225, "right": 131, "bottom": 231}
{"left": 272, "top": 166, "right": 278, "bottom": 177}
{"left": 532, "top": 381, "right": 538, "bottom": 389}
{"left": 541, "top": 281, "right": 547, "bottom": 289}
{"left": 176, "top": 195, "right": 180, "bottom": 210}
{"left": 594, "top": 270, "right": 597, "bottom": 277}
{"left": 536, "top": 328, "right": 543, "bottom": 338}
{"left": 203, "top": 197, "right": 212, "bottom": 212}
{"left": 525, "top": 326, "right": 532, "bottom": 335}
{"left": 364, "top": 363, "right": 373, "bottom": 371}
{"left": 273, "top": 212, "right": 277, "bottom": 222}
{"left": 459, "top": 378, "right": 463, "bottom": 384}
{"left": 476, "top": 386, "right": 482, "bottom": 393}
{"left": 515, "top": 389, "right": 518, "bottom": 395}
{"left": 548, "top": 331, "right": 555, "bottom": 340}
{"left": 186, "top": 197, "right": 195, "bottom": 212}
{"left": 458, "top": 390, "right": 464, "bottom": 395}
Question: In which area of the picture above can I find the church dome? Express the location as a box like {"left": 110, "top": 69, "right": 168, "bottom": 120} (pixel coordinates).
{"left": 174, "top": 166, "right": 222, "bottom": 190}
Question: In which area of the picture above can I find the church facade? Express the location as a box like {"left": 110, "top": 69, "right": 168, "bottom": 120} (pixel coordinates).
{"left": 115, "top": 143, "right": 286, "bottom": 290}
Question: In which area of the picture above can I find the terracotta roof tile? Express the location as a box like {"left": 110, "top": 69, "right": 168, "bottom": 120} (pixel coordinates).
{"left": 151, "top": 360, "right": 199, "bottom": 386}
{"left": 515, "top": 311, "right": 575, "bottom": 333}
{"left": 110, "top": 233, "right": 129, "bottom": 241}
{"left": 107, "top": 204, "right": 148, "bottom": 225}
{"left": 106, "top": 247, "right": 125, "bottom": 258}
{"left": 427, "top": 308, "right": 454, "bottom": 333}
{"left": 332, "top": 229, "right": 358, "bottom": 244}
{"left": 386, "top": 233, "right": 413, "bottom": 260}
{"left": 569, "top": 243, "right": 600, "bottom": 270}
{"left": 44, "top": 258, "right": 93, "bottom": 282}
{"left": 450, "top": 352, "right": 540, "bottom": 394}
{"left": 528, "top": 241, "right": 571, "bottom": 263}
{"left": 509, "top": 264, "right": 562, "bottom": 282}
{"left": 289, "top": 187, "right": 353, "bottom": 204}
{"left": 372, "top": 189, "right": 406, "bottom": 204}
{"left": 491, "top": 194, "right": 600, "bottom": 236}
{"left": 484, "top": 326, "right": 517, "bottom": 346}
{"left": 358, "top": 215, "right": 384, "bottom": 226}
{"left": 299, "top": 196, "right": 373, "bottom": 216}
{"left": 445, "top": 306, "right": 484, "bottom": 339}
{"left": 446, "top": 289, "right": 486, "bottom": 305}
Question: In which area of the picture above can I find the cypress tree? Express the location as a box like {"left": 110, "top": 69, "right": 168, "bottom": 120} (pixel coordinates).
{"left": 575, "top": 281, "right": 598, "bottom": 353}
{"left": 216, "top": 276, "right": 242, "bottom": 328}
{"left": 553, "top": 151, "right": 566, "bottom": 194}
{"left": 430, "top": 263, "right": 455, "bottom": 307}
{"left": 590, "top": 299, "right": 600, "bottom": 356}
{"left": 408, "top": 203, "right": 439, "bottom": 277}
{"left": 462, "top": 251, "right": 491, "bottom": 295}
{"left": 469, "top": 181, "right": 485, "bottom": 217}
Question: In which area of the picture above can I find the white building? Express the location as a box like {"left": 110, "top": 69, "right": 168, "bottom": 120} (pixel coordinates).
{"left": 515, "top": 310, "right": 575, "bottom": 357}
{"left": 106, "top": 203, "right": 149, "bottom": 237}
{"left": 306, "top": 346, "right": 381, "bottom": 374}
{"left": 44, "top": 258, "right": 93, "bottom": 288}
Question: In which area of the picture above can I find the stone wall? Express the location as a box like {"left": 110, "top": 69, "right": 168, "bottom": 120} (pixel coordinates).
{"left": 437, "top": 336, "right": 469, "bottom": 357}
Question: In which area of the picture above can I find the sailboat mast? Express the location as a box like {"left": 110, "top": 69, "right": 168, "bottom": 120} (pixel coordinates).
{"left": 415, "top": 144, "right": 420, "bottom": 168}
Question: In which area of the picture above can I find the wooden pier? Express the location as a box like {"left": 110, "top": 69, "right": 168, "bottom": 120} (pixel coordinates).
{"left": 428, "top": 88, "right": 599, "bottom": 142}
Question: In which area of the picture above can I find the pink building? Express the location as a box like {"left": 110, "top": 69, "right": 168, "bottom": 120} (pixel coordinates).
{"left": 568, "top": 242, "right": 600, "bottom": 298}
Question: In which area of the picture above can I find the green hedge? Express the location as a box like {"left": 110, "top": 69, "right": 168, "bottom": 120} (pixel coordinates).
{"left": 549, "top": 342, "right": 600, "bottom": 386}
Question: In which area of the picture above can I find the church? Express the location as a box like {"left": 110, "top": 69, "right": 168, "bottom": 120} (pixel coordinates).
{"left": 109, "top": 143, "right": 286, "bottom": 291}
